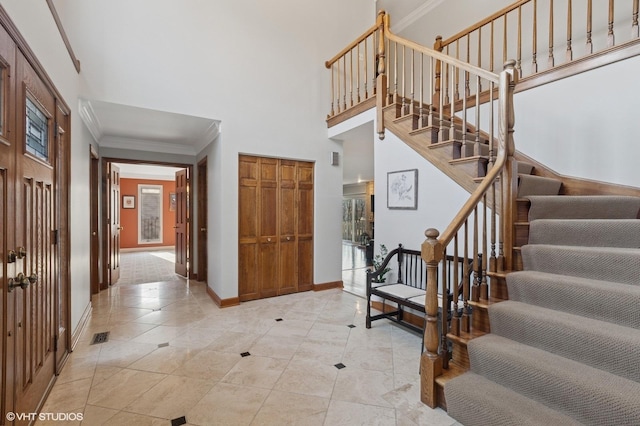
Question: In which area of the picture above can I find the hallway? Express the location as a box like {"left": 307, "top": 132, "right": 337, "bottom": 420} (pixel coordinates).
{"left": 36, "top": 278, "right": 457, "bottom": 425}
{"left": 341, "top": 242, "right": 369, "bottom": 298}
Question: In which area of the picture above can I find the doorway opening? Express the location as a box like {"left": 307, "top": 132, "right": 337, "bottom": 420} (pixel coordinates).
{"left": 98, "top": 159, "right": 194, "bottom": 287}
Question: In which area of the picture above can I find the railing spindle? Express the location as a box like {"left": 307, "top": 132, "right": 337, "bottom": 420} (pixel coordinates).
{"left": 452, "top": 236, "right": 460, "bottom": 336}
{"left": 474, "top": 76, "right": 481, "bottom": 156}
{"left": 419, "top": 53, "right": 425, "bottom": 126}
{"left": 350, "top": 49, "right": 354, "bottom": 107}
{"left": 329, "top": 64, "right": 335, "bottom": 116}
{"left": 503, "top": 15, "right": 508, "bottom": 65}
{"left": 462, "top": 218, "right": 470, "bottom": 333}
{"left": 449, "top": 64, "right": 455, "bottom": 142}
{"left": 490, "top": 21, "right": 495, "bottom": 73}
{"left": 609, "top": 0, "right": 616, "bottom": 47}
{"left": 343, "top": 56, "right": 347, "bottom": 111}
{"left": 633, "top": 0, "right": 639, "bottom": 38}
{"left": 481, "top": 194, "right": 489, "bottom": 300}
{"left": 427, "top": 57, "right": 434, "bottom": 128}
{"left": 410, "top": 48, "right": 416, "bottom": 115}
{"left": 402, "top": 44, "right": 408, "bottom": 113}
{"left": 566, "top": 0, "right": 573, "bottom": 61}
{"left": 356, "top": 44, "right": 361, "bottom": 103}
{"left": 364, "top": 38, "right": 368, "bottom": 99}
{"left": 462, "top": 70, "right": 469, "bottom": 156}
{"left": 587, "top": 0, "right": 593, "bottom": 54}
{"left": 549, "top": 0, "right": 555, "bottom": 68}
{"left": 465, "top": 35, "right": 471, "bottom": 97}
{"left": 472, "top": 207, "right": 480, "bottom": 302}
{"left": 440, "top": 247, "right": 449, "bottom": 368}
{"left": 517, "top": 6, "right": 522, "bottom": 76}
{"left": 533, "top": 0, "right": 538, "bottom": 73}
{"left": 454, "top": 41, "right": 460, "bottom": 101}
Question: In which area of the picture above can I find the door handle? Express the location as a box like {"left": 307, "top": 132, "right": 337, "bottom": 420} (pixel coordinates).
{"left": 200, "top": 228, "right": 207, "bottom": 232}
{"left": 7, "top": 273, "right": 30, "bottom": 292}
{"left": 118, "top": 226, "right": 124, "bottom": 231}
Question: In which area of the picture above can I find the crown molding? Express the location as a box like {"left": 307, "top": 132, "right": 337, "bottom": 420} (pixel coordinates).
{"left": 392, "top": 0, "right": 445, "bottom": 34}
{"left": 193, "top": 120, "right": 221, "bottom": 154}
{"left": 78, "top": 99, "right": 103, "bottom": 143}
{"left": 99, "top": 135, "right": 197, "bottom": 156}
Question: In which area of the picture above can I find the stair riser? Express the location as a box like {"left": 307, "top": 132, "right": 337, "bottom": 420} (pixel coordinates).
{"left": 507, "top": 271, "right": 640, "bottom": 330}
{"left": 522, "top": 245, "right": 640, "bottom": 285}
{"left": 468, "top": 336, "right": 640, "bottom": 425}
{"left": 528, "top": 219, "right": 640, "bottom": 248}
{"left": 489, "top": 301, "right": 640, "bottom": 383}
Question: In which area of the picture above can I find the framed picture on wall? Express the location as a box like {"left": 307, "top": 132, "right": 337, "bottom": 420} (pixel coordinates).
{"left": 123, "top": 195, "right": 135, "bottom": 209}
{"left": 387, "top": 169, "right": 418, "bottom": 210}
{"left": 169, "top": 193, "right": 176, "bottom": 211}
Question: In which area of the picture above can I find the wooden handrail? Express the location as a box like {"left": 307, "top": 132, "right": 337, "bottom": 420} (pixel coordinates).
{"left": 325, "top": 12, "right": 384, "bottom": 68}
{"left": 440, "top": 0, "right": 530, "bottom": 47}
{"left": 385, "top": 21, "right": 500, "bottom": 84}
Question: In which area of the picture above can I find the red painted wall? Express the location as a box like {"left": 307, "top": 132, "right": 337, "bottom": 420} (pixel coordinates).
{"left": 120, "top": 178, "right": 176, "bottom": 249}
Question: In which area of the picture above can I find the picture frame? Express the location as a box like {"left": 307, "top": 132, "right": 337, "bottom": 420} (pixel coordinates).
{"left": 387, "top": 169, "right": 418, "bottom": 210}
{"left": 122, "top": 195, "right": 135, "bottom": 209}
{"left": 169, "top": 193, "right": 176, "bottom": 211}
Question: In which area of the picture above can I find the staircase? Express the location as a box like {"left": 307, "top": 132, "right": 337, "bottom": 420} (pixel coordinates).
{"left": 445, "top": 195, "right": 640, "bottom": 425}
{"left": 326, "top": 4, "right": 640, "bottom": 422}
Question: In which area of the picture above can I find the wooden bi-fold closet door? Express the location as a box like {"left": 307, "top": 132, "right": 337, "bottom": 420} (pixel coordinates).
{"left": 238, "top": 155, "right": 313, "bottom": 302}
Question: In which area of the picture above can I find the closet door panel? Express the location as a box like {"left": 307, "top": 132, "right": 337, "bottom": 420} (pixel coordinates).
{"left": 278, "top": 160, "right": 297, "bottom": 295}
{"left": 258, "top": 158, "right": 278, "bottom": 298}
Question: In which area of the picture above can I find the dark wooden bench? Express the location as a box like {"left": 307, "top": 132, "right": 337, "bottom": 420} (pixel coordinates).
{"left": 365, "top": 244, "right": 472, "bottom": 333}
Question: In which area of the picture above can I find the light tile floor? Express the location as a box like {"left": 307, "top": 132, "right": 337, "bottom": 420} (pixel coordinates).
{"left": 35, "top": 280, "right": 459, "bottom": 425}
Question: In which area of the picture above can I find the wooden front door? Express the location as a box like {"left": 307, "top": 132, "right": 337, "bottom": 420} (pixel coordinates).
{"left": 109, "top": 163, "right": 121, "bottom": 284}
{"left": 175, "top": 169, "right": 188, "bottom": 277}
{"left": 0, "top": 23, "right": 17, "bottom": 423}
{"left": 12, "top": 49, "right": 58, "bottom": 422}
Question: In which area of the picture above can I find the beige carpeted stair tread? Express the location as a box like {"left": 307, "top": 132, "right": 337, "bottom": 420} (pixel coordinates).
{"left": 445, "top": 372, "right": 582, "bottom": 426}
{"left": 521, "top": 244, "right": 640, "bottom": 285}
{"left": 489, "top": 301, "right": 640, "bottom": 383}
{"left": 529, "top": 219, "right": 640, "bottom": 247}
{"left": 527, "top": 195, "right": 640, "bottom": 220}
{"left": 517, "top": 174, "right": 562, "bottom": 197}
{"left": 517, "top": 161, "right": 534, "bottom": 175}
{"left": 507, "top": 270, "right": 640, "bottom": 329}
{"left": 467, "top": 334, "right": 640, "bottom": 426}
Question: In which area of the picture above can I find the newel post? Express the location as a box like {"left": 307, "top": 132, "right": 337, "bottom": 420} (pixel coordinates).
{"left": 499, "top": 60, "right": 518, "bottom": 272}
{"left": 420, "top": 228, "right": 444, "bottom": 408}
{"left": 376, "top": 11, "right": 388, "bottom": 140}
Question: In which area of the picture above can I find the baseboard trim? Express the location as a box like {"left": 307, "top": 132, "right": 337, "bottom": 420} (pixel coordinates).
{"left": 120, "top": 246, "right": 174, "bottom": 253}
{"left": 313, "top": 280, "right": 343, "bottom": 291}
{"left": 207, "top": 286, "right": 240, "bottom": 308}
{"left": 371, "top": 300, "right": 425, "bottom": 329}
{"left": 71, "top": 302, "right": 92, "bottom": 351}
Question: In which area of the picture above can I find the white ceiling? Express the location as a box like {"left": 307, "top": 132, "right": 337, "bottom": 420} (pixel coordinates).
{"left": 79, "top": 99, "right": 220, "bottom": 156}
{"left": 113, "top": 163, "right": 183, "bottom": 181}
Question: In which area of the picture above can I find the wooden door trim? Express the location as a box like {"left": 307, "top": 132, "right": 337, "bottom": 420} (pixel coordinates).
{"left": 90, "top": 146, "right": 99, "bottom": 295}
{"left": 197, "top": 157, "right": 207, "bottom": 283}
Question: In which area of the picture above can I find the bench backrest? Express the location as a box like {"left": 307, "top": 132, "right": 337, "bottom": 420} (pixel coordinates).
{"left": 375, "top": 244, "right": 474, "bottom": 294}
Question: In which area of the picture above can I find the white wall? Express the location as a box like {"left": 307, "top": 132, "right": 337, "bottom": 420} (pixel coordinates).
{"left": 330, "top": 109, "right": 471, "bottom": 271}
{"left": 46, "top": 0, "right": 376, "bottom": 300}
{"left": 0, "top": 0, "right": 91, "bottom": 334}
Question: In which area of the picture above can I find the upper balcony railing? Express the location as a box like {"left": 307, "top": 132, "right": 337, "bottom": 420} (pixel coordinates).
{"left": 437, "top": 0, "right": 640, "bottom": 87}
